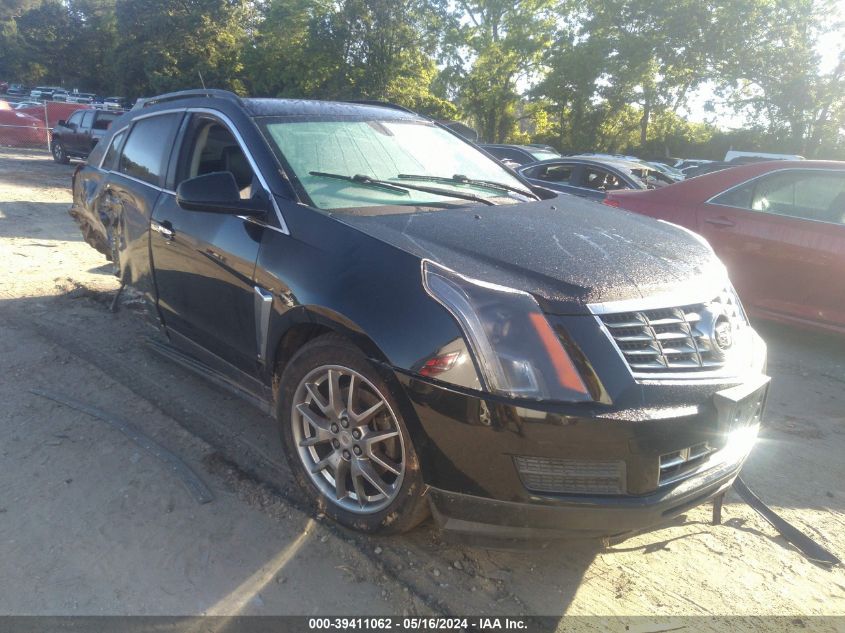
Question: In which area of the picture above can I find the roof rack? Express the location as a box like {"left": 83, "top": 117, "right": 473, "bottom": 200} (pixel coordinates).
{"left": 343, "top": 100, "right": 418, "bottom": 115}
{"left": 133, "top": 89, "right": 243, "bottom": 110}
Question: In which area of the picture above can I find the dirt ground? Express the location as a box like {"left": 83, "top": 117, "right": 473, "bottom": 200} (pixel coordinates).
{"left": 1, "top": 148, "right": 844, "bottom": 625}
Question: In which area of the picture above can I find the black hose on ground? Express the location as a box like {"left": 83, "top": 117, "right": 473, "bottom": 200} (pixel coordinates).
{"left": 732, "top": 476, "right": 840, "bottom": 569}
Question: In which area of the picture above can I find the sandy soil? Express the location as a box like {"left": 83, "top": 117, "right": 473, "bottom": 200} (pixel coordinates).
{"left": 0, "top": 148, "right": 843, "bottom": 625}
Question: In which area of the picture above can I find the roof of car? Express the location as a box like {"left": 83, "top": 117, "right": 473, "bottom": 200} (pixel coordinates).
{"left": 242, "top": 98, "right": 420, "bottom": 120}
{"left": 521, "top": 156, "right": 647, "bottom": 173}
{"left": 480, "top": 144, "right": 539, "bottom": 151}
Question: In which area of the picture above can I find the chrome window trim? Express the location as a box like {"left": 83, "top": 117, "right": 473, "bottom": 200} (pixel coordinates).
{"left": 109, "top": 170, "right": 169, "bottom": 193}
{"left": 186, "top": 107, "right": 290, "bottom": 235}
{"left": 98, "top": 107, "right": 291, "bottom": 235}
{"left": 129, "top": 107, "right": 187, "bottom": 121}
{"left": 705, "top": 167, "right": 845, "bottom": 227}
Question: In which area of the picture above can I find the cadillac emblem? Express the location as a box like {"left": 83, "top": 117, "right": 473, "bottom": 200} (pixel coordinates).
{"left": 713, "top": 315, "right": 733, "bottom": 352}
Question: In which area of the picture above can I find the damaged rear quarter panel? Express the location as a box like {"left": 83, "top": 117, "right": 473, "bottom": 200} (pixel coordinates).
{"left": 69, "top": 165, "right": 111, "bottom": 258}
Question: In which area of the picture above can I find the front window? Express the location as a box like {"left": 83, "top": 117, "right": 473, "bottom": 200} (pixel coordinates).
{"left": 259, "top": 117, "right": 534, "bottom": 212}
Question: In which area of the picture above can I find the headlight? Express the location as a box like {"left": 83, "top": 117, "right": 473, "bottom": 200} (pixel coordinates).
{"left": 422, "top": 260, "right": 591, "bottom": 402}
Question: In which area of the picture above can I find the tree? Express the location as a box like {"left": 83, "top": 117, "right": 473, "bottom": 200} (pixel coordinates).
{"left": 442, "top": 0, "right": 557, "bottom": 142}
{"left": 537, "top": 0, "right": 718, "bottom": 152}
{"left": 244, "top": 0, "right": 454, "bottom": 117}
{"left": 713, "top": 0, "right": 845, "bottom": 157}
{"left": 113, "top": 0, "right": 251, "bottom": 98}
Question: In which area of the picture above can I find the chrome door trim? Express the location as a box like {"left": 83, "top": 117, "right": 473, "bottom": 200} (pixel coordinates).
{"left": 253, "top": 286, "right": 274, "bottom": 363}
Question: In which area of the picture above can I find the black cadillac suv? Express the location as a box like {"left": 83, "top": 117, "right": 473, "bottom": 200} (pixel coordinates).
{"left": 69, "top": 90, "right": 769, "bottom": 538}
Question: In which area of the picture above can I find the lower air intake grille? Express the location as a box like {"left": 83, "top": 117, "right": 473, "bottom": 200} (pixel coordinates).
{"left": 514, "top": 456, "right": 625, "bottom": 495}
{"left": 598, "top": 288, "right": 747, "bottom": 374}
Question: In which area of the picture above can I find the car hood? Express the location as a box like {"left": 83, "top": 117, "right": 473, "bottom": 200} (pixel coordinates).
{"left": 335, "top": 197, "right": 723, "bottom": 315}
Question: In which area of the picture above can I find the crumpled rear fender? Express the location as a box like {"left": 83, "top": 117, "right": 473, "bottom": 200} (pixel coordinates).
{"left": 68, "top": 165, "right": 112, "bottom": 258}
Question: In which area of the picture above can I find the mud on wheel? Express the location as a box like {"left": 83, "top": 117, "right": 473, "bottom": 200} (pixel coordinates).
{"left": 277, "top": 334, "right": 428, "bottom": 533}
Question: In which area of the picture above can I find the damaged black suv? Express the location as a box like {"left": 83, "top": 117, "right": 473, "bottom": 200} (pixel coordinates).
{"left": 69, "top": 90, "right": 769, "bottom": 538}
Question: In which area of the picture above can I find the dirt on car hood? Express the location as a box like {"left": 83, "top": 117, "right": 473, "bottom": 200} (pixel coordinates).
{"left": 336, "top": 196, "right": 722, "bottom": 314}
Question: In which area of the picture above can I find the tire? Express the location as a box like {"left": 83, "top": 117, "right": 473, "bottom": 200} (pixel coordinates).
{"left": 51, "top": 139, "right": 69, "bottom": 164}
{"left": 277, "top": 333, "right": 429, "bottom": 534}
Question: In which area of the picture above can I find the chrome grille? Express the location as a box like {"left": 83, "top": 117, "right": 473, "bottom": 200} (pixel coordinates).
{"left": 598, "top": 289, "right": 747, "bottom": 373}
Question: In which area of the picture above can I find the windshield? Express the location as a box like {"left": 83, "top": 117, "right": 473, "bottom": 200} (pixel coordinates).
{"left": 260, "top": 117, "right": 532, "bottom": 211}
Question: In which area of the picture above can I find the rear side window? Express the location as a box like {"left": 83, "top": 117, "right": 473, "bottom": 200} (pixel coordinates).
{"left": 711, "top": 182, "right": 754, "bottom": 208}
{"left": 102, "top": 130, "right": 126, "bottom": 170}
{"left": 118, "top": 113, "right": 181, "bottom": 186}
{"left": 81, "top": 111, "right": 95, "bottom": 128}
{"left": 535, "top": 164, "right": 573, "bottom": 183}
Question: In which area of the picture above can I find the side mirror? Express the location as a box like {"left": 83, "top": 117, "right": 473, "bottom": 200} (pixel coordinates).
{"left": 57, "top": 119, "right": 66, "bottom": 127}
{"left": 176, "top": 172, "right": 267, "bottom": 216}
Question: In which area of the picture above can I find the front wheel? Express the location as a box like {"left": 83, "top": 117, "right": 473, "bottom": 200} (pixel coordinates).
{"left": 277, "top": 334, "right": 429, "bottom": 533}
{"left": 51, "top": 139, "right": 69, "bottom": 164}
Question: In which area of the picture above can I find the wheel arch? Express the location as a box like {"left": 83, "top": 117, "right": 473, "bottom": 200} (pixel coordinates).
{"left": 267, "top": 304, "right": 427, "bottom": 451}
{"left": 268, "top": 305, "right": 391, "bottom": 380}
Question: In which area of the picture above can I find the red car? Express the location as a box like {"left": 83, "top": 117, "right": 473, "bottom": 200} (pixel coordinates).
{"left": 604, "top": 161, "right": 845, "bottom": 335}
{"left": 0, "top": 99, "right": 49, "bottom": 148}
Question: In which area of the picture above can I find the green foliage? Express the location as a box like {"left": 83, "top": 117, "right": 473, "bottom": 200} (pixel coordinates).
{"left": 441, "top": 0, "right": 557, "bottom": 142}
{"left": 711, "top": 0, "right": 845, "bottom": 157}
{"left": 243, "top": 0, "right": 454, "bottom": 117}
{"left": 0, "top": 0, "right": 842, "bottom": 159}
{"left": 113, "top": 0, "right": 249, "bottom": 98}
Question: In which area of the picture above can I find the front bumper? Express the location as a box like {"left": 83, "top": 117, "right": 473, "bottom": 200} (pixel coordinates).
{"left": 427, "top": 452, "right": 744, "bottom": 539}
{"left": 394, "top": 359, "right": 766, "bottom": 539}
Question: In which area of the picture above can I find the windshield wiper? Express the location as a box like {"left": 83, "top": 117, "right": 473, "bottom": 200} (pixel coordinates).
{"left": 310, "top": 171, "right": 496, "bottom": 206}
{"left": 397, "top": 173, "right": 539, "bottom": 199}
{"left": 309, "top": 171, "right": 409, "bottom": 195}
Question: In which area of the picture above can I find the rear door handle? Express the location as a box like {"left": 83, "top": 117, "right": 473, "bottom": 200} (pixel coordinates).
{"left": 704, "top": 217, "right": 736, "bottom": 228}
{"left": 151, "top": 220, "right": 174, "bottom": 240}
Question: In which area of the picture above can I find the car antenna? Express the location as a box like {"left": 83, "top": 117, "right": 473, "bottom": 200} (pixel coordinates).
{"left": 197, "top": 70, "right": 206, "bottom": 90}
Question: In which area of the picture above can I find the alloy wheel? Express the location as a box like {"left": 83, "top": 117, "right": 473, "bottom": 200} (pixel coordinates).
{"left": 291, "top": 365, "right": 405, "bottom": 514}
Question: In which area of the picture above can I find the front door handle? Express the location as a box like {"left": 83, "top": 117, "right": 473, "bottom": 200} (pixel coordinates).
{"left": 704, "top": 217, "right": 736, "bottom": 228}
{"left": 151, "top": 220, "right": 174, "bottom": 240}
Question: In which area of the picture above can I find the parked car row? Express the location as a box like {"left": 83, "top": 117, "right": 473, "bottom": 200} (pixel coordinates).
{"left": 2, "top": 84, "right": 131, "bottom": 109}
